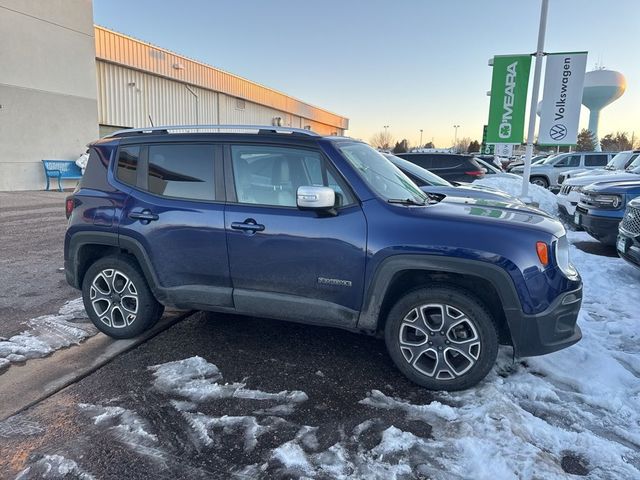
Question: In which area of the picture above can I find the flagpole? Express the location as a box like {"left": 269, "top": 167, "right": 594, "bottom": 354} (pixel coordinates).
{"left": 521, "top": 0, "right": 549, "bottom": 201}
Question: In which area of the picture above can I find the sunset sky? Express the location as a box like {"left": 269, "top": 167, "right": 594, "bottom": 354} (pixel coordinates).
{"left": 94, "top": 0, "right": 639, "bottom": 147}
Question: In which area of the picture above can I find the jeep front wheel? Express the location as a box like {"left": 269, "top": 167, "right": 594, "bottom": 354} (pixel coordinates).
{"left": 82, "top": 255, "right": 163, "bottom": 339}
{"left": 384, "top": 285, "right": 498, "bottom": 391}
{"left": 530, "top": 176, "right": 549, "bottom": 188}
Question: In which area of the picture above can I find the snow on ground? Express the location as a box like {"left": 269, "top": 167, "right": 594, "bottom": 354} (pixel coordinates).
{"left": 79, "top": 403, "right": 166, "bottom": 463}
{"left": 15, "top": 454, "right": 96, "bottom": 480}
{"left": 243, "top": 230, "right": 640, "bottom": 479}
{"left": 150, "top": 356, "right": 308, "bottom": 452}
{"left": 474, "top": 176, "right": 559, "bottom": 216}
{"left": 149, "top": 356, "right": 308, "bottom": 404}
{"left": 0, "top": 298, "right": 94, "bottom": 372}
{"left": 355, "top": 230, "right": 640, "bottom": 479}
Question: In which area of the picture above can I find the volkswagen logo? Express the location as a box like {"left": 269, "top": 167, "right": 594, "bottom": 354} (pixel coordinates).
{"left": 550, "top": 124, "right": 567, "bottom": 141}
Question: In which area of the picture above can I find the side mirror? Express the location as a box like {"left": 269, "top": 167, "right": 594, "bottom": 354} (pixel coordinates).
{"left": 297, "top": 186, "right": 335, "bottom": 211}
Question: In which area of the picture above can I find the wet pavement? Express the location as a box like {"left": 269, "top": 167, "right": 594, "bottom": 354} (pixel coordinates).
{"left": 0, "top": 312, "right": 436, "bottom": 479}
{"left": 0, "top": 191, "right": 77, "bottom": 338}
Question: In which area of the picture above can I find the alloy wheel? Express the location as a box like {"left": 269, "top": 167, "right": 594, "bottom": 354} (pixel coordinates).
{"left": 398, "top": 303, "right": 481, "bottom": 380}
{"left": 89, "top": 268, "right": 139, "bottom": 328}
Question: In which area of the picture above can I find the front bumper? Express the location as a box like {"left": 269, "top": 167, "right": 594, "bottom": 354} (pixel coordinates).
{"left": 574, "top": 209, "right": 621, "bottom": 246}
{"left": 509, "top": 286, "right": 583, "bottom": 357}
{"left": 617, "top": 227, "right": 640, "bottom": 270}
{"left": 557, "top": 194, "right": 579, "bottom": 217}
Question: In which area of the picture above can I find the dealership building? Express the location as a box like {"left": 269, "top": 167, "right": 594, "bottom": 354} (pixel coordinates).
{"left": 0, "top": 1, "right": 348, "bottom": 191}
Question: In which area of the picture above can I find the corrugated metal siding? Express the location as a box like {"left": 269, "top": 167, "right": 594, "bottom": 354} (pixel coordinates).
{"left": 95, "top": 26, "right": 348, "bottom": 132}
{"left": 98, "top": 62, "right": 342, "bottom": 135}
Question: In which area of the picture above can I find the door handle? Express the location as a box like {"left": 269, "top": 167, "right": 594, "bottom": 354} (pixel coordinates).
{"left": 128, "top": 210, "right": 159, "bottom": 223}
{"left": 231, "top": 219, "right": 265, "bottom": 232}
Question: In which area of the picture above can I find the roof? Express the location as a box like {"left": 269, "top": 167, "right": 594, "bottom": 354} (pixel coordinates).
{"left": 93, "top": 26, "right": 349, "bottom": 131}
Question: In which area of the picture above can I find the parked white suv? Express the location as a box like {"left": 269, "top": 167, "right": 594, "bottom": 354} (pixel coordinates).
{"left": 557, "top": 156, "right": 640, "bottom": 217}
{"left": 510, "top": 152, "right": 614, "bottom": 191}
{"left": 557, "top": 150, "right": 640, "bottom": 185}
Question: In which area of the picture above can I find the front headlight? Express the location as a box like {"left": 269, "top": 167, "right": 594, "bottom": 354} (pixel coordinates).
{"left": 593, "top": 194, "right": 623, "bottom": 209}
{"left": 574, "top": 186, "right": 583, "bottom": 193}
{"left": 555, "top": 235, "right": 577, "bottom": 278}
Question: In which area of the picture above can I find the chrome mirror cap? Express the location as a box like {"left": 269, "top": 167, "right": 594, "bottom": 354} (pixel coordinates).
{"left": 296, "top": 186, "right": 335, "bottom": 209}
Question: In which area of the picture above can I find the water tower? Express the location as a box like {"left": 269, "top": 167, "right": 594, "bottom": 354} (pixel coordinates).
{"left": 582, "top": 69, "right": 626, "bottom": 151}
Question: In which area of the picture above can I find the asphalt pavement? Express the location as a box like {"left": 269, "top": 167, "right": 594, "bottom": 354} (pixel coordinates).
{"left": 0, "top": 191, "right": 78, "bottom": 337}
{"left": 0, "top": 311, "right": 436, "bottom": 479}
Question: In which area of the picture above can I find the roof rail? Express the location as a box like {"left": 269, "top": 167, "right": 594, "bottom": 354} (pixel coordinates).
{"left": 106, "top": 124, "right": 320, "bottom": 138}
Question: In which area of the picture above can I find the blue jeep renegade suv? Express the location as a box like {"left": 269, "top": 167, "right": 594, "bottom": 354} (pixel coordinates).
{"left": 64, "top": 125, "right": 582, "bottom": 390}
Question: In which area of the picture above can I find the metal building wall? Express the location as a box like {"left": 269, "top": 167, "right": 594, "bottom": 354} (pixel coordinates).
{"left": 97, "top": 61, "right": 340, "bottom": 135}
{"left": 94, "top": 26, "right": 347, "bottom": 134}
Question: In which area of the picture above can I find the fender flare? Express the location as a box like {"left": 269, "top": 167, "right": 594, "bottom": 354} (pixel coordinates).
{"left": 66, "top": 232, "right": 164, "bottom": 300}
{"left": 356, "top": 254, "right": 523, "bottom": 333}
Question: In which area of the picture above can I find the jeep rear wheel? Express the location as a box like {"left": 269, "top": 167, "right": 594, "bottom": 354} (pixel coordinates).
{"left": 385, "top": 285, "right": 498, "bottom": 391}
{"left": 530, "top": 176, "right": 549, "bottom": 188}
{"left": 82, "top": 255, "right": 163, "bottom": 339}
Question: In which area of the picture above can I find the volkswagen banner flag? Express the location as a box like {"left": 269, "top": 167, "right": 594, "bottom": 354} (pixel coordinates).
{"left": 538, "top": 52, "right": 588, "bottom": 145}
{"left": 486, "top": 54, "right": 532, "bottom": 144}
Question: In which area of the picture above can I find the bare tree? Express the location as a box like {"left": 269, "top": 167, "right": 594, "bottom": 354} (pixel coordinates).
{"left": 370, "top": 130, "right": 394, "bottom": 150}
{"left": 453, "top": 136, "right": 472, "bottom": 154}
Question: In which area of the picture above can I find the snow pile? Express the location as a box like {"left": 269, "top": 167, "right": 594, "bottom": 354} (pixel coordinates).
{"left": 149, "top": 356, "right": 308, "bottom": 404}
{"left": 357, "top": 232, "right": 640, "bottom": 479}
{"left": 474, "top": 176, "right": 559, "bottom": 216}
{"left": 15, "top": 454, "right": 95, "bottom": 480}
{"left": 268, "top": 423, "right": 438, "bottom": 479}
{"left": 0, "top": 298, "right": 94, "bottom": 370}
{"left": 179, "top": 411, "right": 287, "bottom": 451}
{"left": 150, "top": 356, "right": 308, "bottom": 453}
{"left": 79, "top": 404, "right": 164, "bottom": 462}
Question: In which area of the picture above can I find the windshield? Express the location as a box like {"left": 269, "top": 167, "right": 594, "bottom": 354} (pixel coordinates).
{"left": 475, "top": 158, "right": 498, "bottom": 173}
{"left": 338, "top": 143, "right": 428, "bottom": 203}
{"left": 384, "top": 154, "right": 452, "bottom": 187}
{"left": 626, "top": 155, "right": 640, "bottom": 171}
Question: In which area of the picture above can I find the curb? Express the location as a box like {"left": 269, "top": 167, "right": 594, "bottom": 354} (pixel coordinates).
{"left": 0, "top": 310, "right": 193, "bottom": 421}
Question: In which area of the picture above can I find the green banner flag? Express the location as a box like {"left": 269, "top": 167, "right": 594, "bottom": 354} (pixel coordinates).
{"left": 486, "top": 54, "right": 532, "bottom": 144}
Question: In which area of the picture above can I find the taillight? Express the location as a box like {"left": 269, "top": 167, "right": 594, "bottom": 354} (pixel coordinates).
{"left": 465, "top": 170, "right": 485, "bottom": 178}
{"left": 65, "top": 196, "right": 75, "bottom": 219}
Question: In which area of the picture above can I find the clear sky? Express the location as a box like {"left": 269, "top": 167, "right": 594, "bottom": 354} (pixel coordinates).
{"left": 93, "top": 0, "right": 639, "bottom": 147}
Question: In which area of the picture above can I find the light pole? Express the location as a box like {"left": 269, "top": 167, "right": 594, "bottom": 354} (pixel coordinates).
{"left": 453, "top": 125, "right": 460, "bottom": 151}
{"left": 419, "top": 129, "right": 423, "bottom": 148}
{"left": 521, "top": 0, "right": 549, "bottom": 201}
{"left": 383, "top": 125, "right": 390, "bottom": 150}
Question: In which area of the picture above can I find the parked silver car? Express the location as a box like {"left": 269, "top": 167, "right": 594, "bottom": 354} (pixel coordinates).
{"left": 557, "top": 150, "right": 640, "bottom": 185}
{"left": 510, "top": 151, "right": 614, "bottom": 191}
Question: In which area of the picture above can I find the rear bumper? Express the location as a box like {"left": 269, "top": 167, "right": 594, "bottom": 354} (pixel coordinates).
{"left": 509, "top": 286, "right": 583, "bottom": 357}
{"left": 575, "top": 210, "right": 621, "bottom": 246}
{"left": 617, "top": 227, "right": 640, "bottom": 270}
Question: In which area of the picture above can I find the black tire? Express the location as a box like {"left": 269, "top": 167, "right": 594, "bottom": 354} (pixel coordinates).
{"left": 384, "top": 285, "right": 498, "bottom": 391}
{"left": 530, "top": 176, "right": 549, "bottom": 188}
{"left": 82, "top": 255, "right": 163, "bottom": 339}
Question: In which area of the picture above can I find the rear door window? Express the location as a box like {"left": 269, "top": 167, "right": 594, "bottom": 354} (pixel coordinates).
{"left": 405, "top": 155, "right": 433, "bottom": 169}
{"left": 147, "top": 144, "right": 215, "bottom": 201}
{"left": 555, "top": 155, "right": 580, "bottom": 167}
{"left": 585, "top": 154, "right": 608, "bottom": 166}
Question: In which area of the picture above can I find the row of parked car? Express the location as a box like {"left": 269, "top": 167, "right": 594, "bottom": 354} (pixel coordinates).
{"left": 554, "top": 151, "right": 640, "bottom": 270}
{"left": 505, "top": 149, "right": 640, "bottom": 270}
{"left": 399, "top": 149, "right": 640, "bottom": 271}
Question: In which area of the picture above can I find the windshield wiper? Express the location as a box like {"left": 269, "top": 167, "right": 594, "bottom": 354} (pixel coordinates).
{"left": 387, "top": 198, "right": 427, "bottom": 206}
